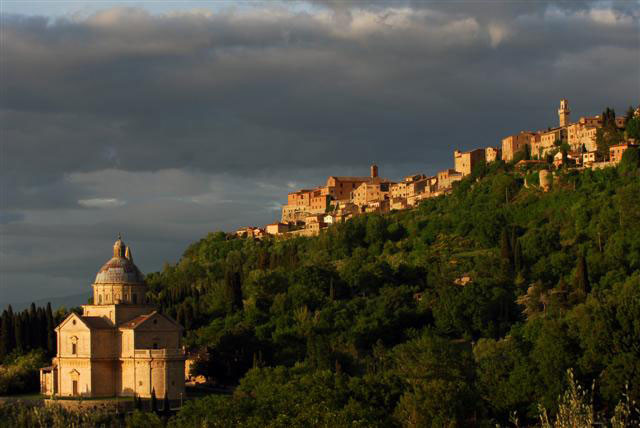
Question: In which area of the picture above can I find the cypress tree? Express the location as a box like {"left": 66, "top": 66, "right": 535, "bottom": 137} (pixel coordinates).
{"left": 514, "top": 239, "right": 523, "bottom": 273}
{"left": 14, "top": 314, "right": 24, "bottom": 352}
{"left": 500, "top": 228, "right": 513, "bottom": 275}
{"left": 574, "top": 255, "right": 591, "bottom": 294}
{"left": 151, "top": 388, "right": 158, "bottom": 413}
{"left": 500, "top": 228, "right": 512, "bottom": 261}
{"left": 184, "top": 302, "right": 194, "bottom": 330}
{"left": 0, "top": 310, "right": 13, "bottom": 360}
{"left": 46, "top": 302, "right": 56, "bottom": 356}
{"left": 163, "top": 390, "right": 170, "bottom": 415}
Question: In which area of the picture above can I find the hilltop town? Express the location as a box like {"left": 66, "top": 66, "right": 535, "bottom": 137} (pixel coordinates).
{"left": 237, "top": 99, "right": 639, "bottom": 239}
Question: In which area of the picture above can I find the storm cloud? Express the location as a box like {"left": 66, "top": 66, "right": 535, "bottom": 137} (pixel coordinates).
{"left": 1, "top": 1, "right": 638, "bottom": 305}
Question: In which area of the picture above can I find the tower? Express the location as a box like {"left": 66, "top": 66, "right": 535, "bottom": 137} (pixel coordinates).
{"left": 370, "top": 164, "right": 378, "bottom": 179}
{"left": 558, "top": 99, "right": 570, "bottom": 127}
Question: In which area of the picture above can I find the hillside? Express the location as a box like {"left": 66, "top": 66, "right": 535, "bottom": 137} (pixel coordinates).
{"left": 141, "top": 153, "right": 640, "bottom": 426}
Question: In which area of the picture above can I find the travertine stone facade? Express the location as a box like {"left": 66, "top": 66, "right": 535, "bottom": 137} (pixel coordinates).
{"left": 502, "top": 132, "right": 535, "bottom": 161}
{"left": 454, "top": 148, "right": 486, "bottom": 176}
{"left": 40, "top": 237, "right": 185, "bottom": 400}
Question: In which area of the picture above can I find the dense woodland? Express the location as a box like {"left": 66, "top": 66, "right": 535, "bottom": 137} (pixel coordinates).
{"left": 1, "top": 111, "right": 639, "bottom": 427}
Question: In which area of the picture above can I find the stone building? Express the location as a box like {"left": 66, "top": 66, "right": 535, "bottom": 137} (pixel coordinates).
{"left": 437, "top": 169, "right": 463, "bottom": 191}
{"left": 485, "top": 146, "right": 501, "bottom": 163}
{"left": 352, "top": 181, "right": 391, "bottom": 207}
{"left": 454, "top": 148, "right": 485, "bottom": 176}
{"left": 40, "top": 237, "right": 185, "bottom": 399}
{"left": 502, "top": 132, "right": 536, "bottom": 162}
{"left": 610, "top": 142, "right": 638, "bottom": 164}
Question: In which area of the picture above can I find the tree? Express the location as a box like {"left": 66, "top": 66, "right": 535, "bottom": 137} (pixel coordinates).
{"left": 224, "top": 269, "right": 243, "bottom": 313}
{"left": 46, "top": 303, "right": 55, "bottom": 356}
{"left": 151, "top": 388, "right": 158, "bottom": 413}
{"left": 626, "top": 116, "right": 640, "bottom": 140}
{"left": 0, "top": 310, "right": 14, "bottom": 361}
{"left": 163, "top": 390, "right": 171, "bottom": 415}
{"left": 392, "top": 331, "right": 477, "bottom": 426}
{"left": 135, "top": 393, "right": 142, "bottom": 410}
{"left": 14, "top": 314, "right": 24, "bottom": 352}
{"left": 619, "top": 147, "right": 639, "bottom": 175}
{"left": 514, "top": 239, "right": 523, "bottom": 273}
{"left": 500, "top": 228, "right": 513, "bottom": 275}
{"left": 573, "top": 254, "right": 591, "bottom": 295}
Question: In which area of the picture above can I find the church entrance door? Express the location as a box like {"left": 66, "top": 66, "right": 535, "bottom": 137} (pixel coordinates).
{"left": 72, "top": 380, "right": 78, "bottom": 396}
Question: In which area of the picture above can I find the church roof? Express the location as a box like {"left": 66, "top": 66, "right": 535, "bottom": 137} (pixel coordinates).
{"left": 119, "top": 311, "right": 183, "bottom": 331}
{"left": 121, "top": 313, "right": 154, "bottom": 329}
{"left": 94, "top": 236, "right": 145, "bottom": 285}
{"left": 80, "top": 316, "right": 113, "bottom": 329}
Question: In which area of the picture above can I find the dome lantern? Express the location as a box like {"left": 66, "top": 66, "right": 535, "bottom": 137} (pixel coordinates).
{"left": 113, "top": 235, "right": 126, "bottom": 258}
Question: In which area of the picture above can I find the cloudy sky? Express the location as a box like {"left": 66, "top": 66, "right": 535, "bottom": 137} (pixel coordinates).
{"left": 1, "top": 0, "right": 638, "bottom": 306}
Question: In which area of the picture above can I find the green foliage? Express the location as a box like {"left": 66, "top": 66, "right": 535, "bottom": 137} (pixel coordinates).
{"left": 142, "top": 161, "right": 640, "bottom": 426}
{"left": 626, "top": 115, "right": 640, "bottom": 140}
{"left": 126, "top": 410, "right": 163, "bottom": 428}
{"left": 0, "top": 349, "right": 47, "bottom": 395}
{"left": 0, "top": 402, "right": 121, "bottom": 427}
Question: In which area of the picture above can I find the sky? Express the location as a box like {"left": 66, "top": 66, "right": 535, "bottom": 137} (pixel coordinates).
{"left": 1, "top": 0, "right": 639, "bottom": 306}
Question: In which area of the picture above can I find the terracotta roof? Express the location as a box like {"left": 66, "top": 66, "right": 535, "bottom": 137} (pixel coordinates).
{"left": 120, "top": 313, "right": 154, "bottom": 329}
{"left": 80, "top": 316, "right": 113, "bottom": 329}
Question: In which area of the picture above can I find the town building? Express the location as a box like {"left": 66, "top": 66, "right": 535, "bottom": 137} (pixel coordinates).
{"left": 610, "top": 142, "right": 638, "bottom": 164}
{"left": 502, "top": 132, "right": 536, "bottom": 162}
{"left": 582, "top": 150, "right": 602, "bottom": 166}
{"left": 536, "top": 127, "right": 567, "bottom": 158}
{"left": 454, "top": 148, "right": 485, "bottom": 176}
{"left": 567, "top": 117, "right": 601, "bottom": 152}
{"left": 485, "top": 146, "right": 501, "bottom": 163}
{"left": 266, "top": 222, "right": 290, "bottom": 235}
{"left": 40, "top": 237, "right": 185, "bottom": 399}
{"left": 437, "top": 169, "right": 463, "bottom": 191}
{"left": 352, "top": 181, "right": 391, "bottom": 207}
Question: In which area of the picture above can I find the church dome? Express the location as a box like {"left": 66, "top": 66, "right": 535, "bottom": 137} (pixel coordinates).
{"left": 94, "top": 236, "right": 145, "bottom": 285}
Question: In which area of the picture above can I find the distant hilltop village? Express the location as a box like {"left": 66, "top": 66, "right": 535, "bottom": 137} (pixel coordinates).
{"left": 237, "top": 100, "right": 639, "bottom": 239}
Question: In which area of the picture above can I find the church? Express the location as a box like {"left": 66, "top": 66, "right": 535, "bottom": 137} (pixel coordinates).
{"left": 40, "top": 237, "right": 185, "bottom": 399}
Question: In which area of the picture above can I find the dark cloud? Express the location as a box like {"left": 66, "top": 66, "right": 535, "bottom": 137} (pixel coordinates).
{"left": 0, "top": 1, "right": 638, "bottom": 304}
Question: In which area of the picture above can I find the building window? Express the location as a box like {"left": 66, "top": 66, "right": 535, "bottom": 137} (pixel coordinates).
{"left": 71, "top": 343, "right": 76, "bottom": 355}
{"left": 98, "top": 295, "right": 102, "bottom": 304}
{"left": 133, "top": 294, "right": 137, "bottom": 304}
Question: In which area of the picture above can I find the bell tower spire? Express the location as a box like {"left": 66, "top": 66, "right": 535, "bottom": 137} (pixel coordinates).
{"left": 558, "top": 99, "right": 570, "bottom": 127}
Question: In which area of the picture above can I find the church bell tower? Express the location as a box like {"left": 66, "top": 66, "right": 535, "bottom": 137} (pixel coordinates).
{"left": 558, "top": 99, "right": 570, "bottom": 127}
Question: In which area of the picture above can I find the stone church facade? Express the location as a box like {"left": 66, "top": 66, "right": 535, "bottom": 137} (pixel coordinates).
{"left": 40, "top": 237, "right": 185, "bottom": 399}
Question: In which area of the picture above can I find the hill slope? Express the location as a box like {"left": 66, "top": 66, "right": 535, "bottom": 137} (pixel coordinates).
{"left": 148, "top": 156, "right": 640, "bottom": 426}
